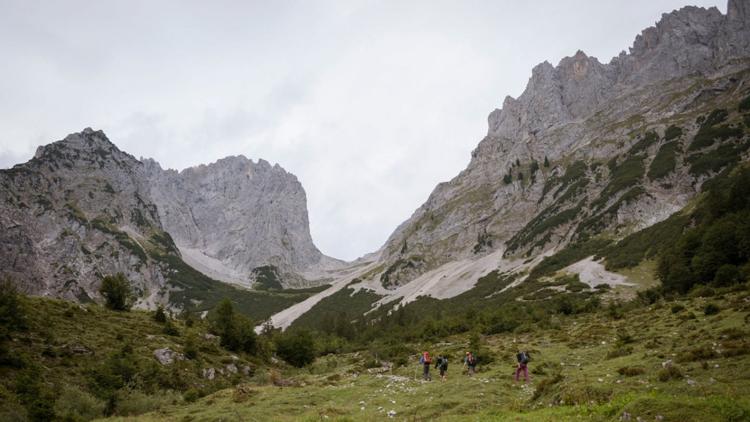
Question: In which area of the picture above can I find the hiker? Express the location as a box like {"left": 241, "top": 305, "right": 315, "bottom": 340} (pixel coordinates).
{"left": 464, "top": 351, "right": 477, "bottom": 376}
{"left": 419, "top": 351, "right": 432, "bottom": 381}
{"left": 515, "top": 350, "right": 530, "bottom": 383}
{"left": 435, "top": 354, "right": 448, "bottom": 382}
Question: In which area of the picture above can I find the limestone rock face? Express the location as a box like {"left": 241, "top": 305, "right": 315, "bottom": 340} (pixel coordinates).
{"left": 374, "top": 0, "right": 750, "bottom": 288}
{"left": 143, "top": 156, "right": 333, "bottom": 287}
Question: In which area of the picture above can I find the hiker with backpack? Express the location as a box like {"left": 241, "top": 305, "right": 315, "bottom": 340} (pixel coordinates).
{"left": 435, "top": 354, "right": 449, "bottom": 382}
{"left": 464, "top": 351, "right": 477, "bottom": 376}
{"left": 515, "top": 350, "right": 530, "bottom": 383}
{"left": 419, "top": 351, "right": 432, "bottom": 381}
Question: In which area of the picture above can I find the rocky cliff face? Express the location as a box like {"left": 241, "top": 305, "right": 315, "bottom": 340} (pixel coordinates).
{"left": 143, "top": 156, "right": 338, "bottom": 287}
{"left": 0, "top": 128, "right": 336, "bottom": 307}
{"left": 371, "top": 0, "right": 750, "bottom": 289}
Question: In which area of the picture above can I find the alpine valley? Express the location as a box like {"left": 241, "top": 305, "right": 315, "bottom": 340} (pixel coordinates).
{"left": 2, "top": 1, "right": 750, "bottom": 421}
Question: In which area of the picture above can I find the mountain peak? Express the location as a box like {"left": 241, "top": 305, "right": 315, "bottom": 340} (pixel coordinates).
{"left": 489, "top": 0, "right": 748, "bottom": 141}
{"left": 31, "top": 128, "right": 131, "bottom": 166}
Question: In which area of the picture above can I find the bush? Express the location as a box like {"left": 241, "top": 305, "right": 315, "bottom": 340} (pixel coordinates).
{"left": 739, "top": 95, "right": 750, "bottom": 112}
{"left": 208, "top": 299, "right": 258, "bottom": 354}
{"left": 657, "top": 364, "right": 683, "bottom": 381}
{"left": 183, "top": 388, "right": 201, "bottom": 403}
{"left": 184, "top": 335, "right": 198, "bottom": 360}
{"left": 714, "top": 264, "right": 741, "bottom": 287}
{"left": 617, "top": 366, "right": 645, "bottom": 376}
{"left": 690, "top": 285, "right": 716, "bottom": 298}
{"left": 100, "top": 273, "right": 132, "bottom": 311}
{"left": 162, "top": 319, "right": 180, "bottom": 337}
{"left": 0, "top": 279, "right": 27, "bottom": 366}
{"left": 275, "top": 330, "right": 316, "bottom": 367}
{"left": 14, "top": 366, "right": 56, "bottom": 421}
{"left": 53, "top": 386, "right": 106, "bottom": 421}
{"left": 0, "top": 279, "right": 27, "bottom": 332}
{"left": 153, "top": 306, "right": 167, "bottom": 323}
{"left": 664, "top": 125, "right": 683, "bottom": 141}
{"left": 559, "top": 385, "right": 612, "bottom": 405}
{"left": 671, "top": 304, "right": 685, "bottom": 314}
{"left": 531, "top": 372, "right": 563, "bottom": 401}
{"left": 677, "top": 345, "right": 717, "bottom": 362}
{"left": 605, "top": 346, "right": 633, "bottom": 359}
{"left": 704, "top": 303, "right": 720, "bottom": 315}
{"left": 89, "top": 344, "right": 139, "bottom": 400}
{"left": 637, "top": 288, "right": 661, "bottom": 305}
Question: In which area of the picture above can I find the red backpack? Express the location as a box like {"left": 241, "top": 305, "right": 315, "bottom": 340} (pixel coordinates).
{"left": 422, "top": 352, "right": 432, "bottom": 364}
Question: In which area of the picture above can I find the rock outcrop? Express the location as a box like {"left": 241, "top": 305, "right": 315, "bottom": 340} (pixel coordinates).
{"left": 144, "top": 156, "right": 337, "bottom": 287}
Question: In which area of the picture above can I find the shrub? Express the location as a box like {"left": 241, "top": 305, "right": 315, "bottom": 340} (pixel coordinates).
{"left": 0, "top": 279, "right": 27, "bottom": 330}
{"left": 648, "top": 141, "right": 680, "bottom": 181}
{"left": 14, "top": 366, "right": 56, "bottom": 421}
{"left": 677, "top": 345, "right": 717, "bottom": 362}
{"left": 599, "top": 154, "right": 645, "bottom": 200}
{"left": 89, "top": 344, "right": 139, "bottom": 400}
{"left": 184, "top": 335, "right": 198, "bottom": 360}
{"left": 713, "top": 264, "right": 741, "bottom": 287}
{"left": 617, "top": 366, "right": 645, "bottom": 376}
{"left": 637, "top": 288, "right": 661, "bottom": 304}
{"left": 153, "top": 306, "right": 167, "bottom": 323}
{"left": 616, "top": 329, "right": 635, "bottom": 345}
{"left": 162, "top": 319, "right": 179, "bottom": 337}
{"left": 531, "top": 372, "right": 563, "bottom": 401}
{"left": 704, "top": 303, "right": 720, "bottom": 315}
{"left": 671, "top": 304, "right": 685, "bottom": 314}
{"left": 664, "top": 125, "right": 683, "bottom": 141}
{"left": 605, "top": 346, "right": 633, "bottom": 359}
{"left": 275, "top": 330, "right": 316, "bottom": 367}
{"left": 53, "top": 386, "right": 106, "bottom": 422}
{"left": 559, "top": 385, "right": 612, "bottom": 405}
{"left": 657, "top": 364, "right": 683, "bottom": 381}
{"left": 690, "top": 285, "right": 716, "bottom": 298}
{"left": 739, "top": 95, "right": 750, "bottom": 112}
{"left": 100, "top": 273, "right": 132, "bottom": 311}
{"left": 183, "top": 388, "right": 201, "bottom": 403}
{"left": 208, "top": 299, "right": 258, "bottom": 354}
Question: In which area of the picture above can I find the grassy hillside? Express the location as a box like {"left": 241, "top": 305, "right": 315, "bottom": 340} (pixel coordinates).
{"left": 0, "top": 292, "right": 269, "bottom": 421}
{"left": 113, "top": 282, "right": 750, "bottom": 421}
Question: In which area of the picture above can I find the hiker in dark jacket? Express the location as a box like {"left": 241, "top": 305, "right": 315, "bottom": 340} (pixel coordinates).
{"left": 464, "top": 351, "right": 477, "bottom": 376}
{"left": 435, "top": 354, "right": 449, "bottom": 382}
{"left": 515, "top": 350, "right": 530, "bottom": 382}
{"left": 419, "top": 351, "right": 432, "bottom": 381}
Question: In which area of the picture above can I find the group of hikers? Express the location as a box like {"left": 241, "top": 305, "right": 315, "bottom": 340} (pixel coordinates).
{"left": 417, "top": 349, "right": 531, "bottom": 382}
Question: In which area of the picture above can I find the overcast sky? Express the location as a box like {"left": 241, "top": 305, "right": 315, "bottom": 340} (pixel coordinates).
{"left": 0, "top": 0, "right": 725, "bottom": 261}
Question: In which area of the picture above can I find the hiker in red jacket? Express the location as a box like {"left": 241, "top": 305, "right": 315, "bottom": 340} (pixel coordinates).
{"left": 464, "top": 351, "right": 477, "bottom": 376}
{"left": 419, "top": 351, "right": 432, "bottom": 381}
